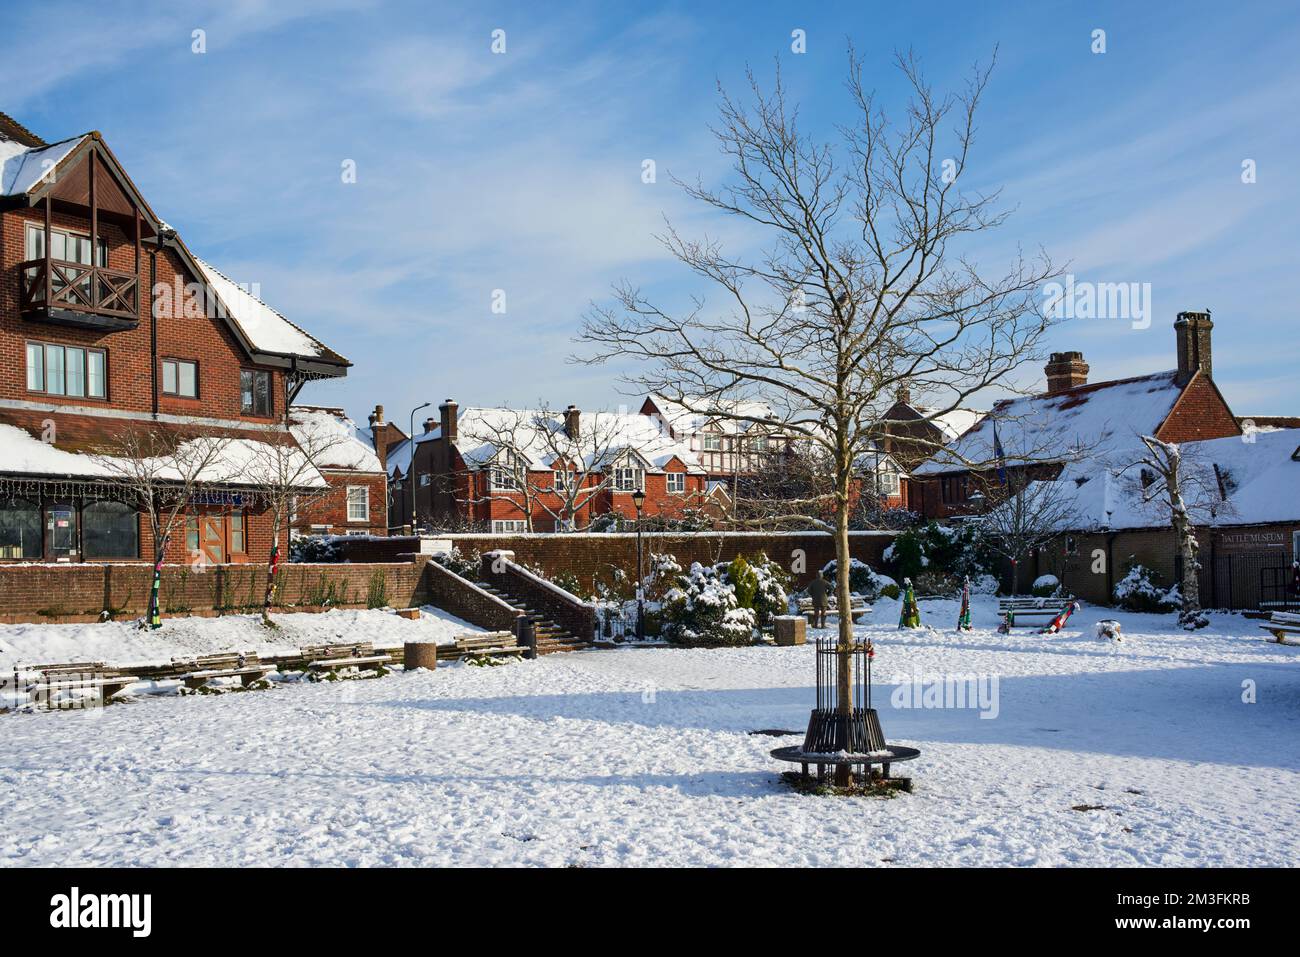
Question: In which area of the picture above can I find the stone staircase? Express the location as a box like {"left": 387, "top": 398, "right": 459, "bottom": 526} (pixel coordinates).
{"left": 476, "top": 581, "right": 594, "bottom": 655}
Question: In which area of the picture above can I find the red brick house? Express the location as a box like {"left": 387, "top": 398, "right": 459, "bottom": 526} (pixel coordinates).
{"left": 383, "top": 400, "right": 709, "bottom": 532}
{"left": 288, "top": 406, "right": 387, "bottom": 537}
{"left": 911, "top": 311, "right": 1241, "bottom": 519}
{"left": 0, "top": 112, "right": 350, "bottom": 564}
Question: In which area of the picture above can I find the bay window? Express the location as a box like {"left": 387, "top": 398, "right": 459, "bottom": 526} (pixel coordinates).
{"left": 82, "top": 501, "right": 139, "bottom": 560}
{"left": 614, "top": 466, "right": 645, "bottom": 492}
{"left": 0, "top": 498, "right": 42, "bottom": 560}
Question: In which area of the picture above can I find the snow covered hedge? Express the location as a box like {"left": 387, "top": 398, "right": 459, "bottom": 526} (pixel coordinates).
{"left": 820, "top": 558, "right": 896, "bottom": 601}
{"left": 1031, "top": 574, "right": 1061, "bottom": 598}
{"left": 1113, "top": 564, "right": 1179, "bottom": 613}
{"left": 882, "top": 521, "right": 993, "bottom": 588}
{"left": 661, "top": 552, "right": 788, "bottom": 647}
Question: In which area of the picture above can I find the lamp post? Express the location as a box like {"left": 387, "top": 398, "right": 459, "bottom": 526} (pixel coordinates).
{"left": 408, "top": 401, "right": 431, "bottom": 535}
{"left": 632, "top": 487, "right": 646, "bottom": 640}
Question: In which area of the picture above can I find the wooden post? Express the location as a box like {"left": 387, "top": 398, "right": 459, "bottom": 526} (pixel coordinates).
{"left": 89, "top": 149, "right": 97, "bottom": 306}
{"left": 44, "top": 195, "right": 52, "bottom": 306}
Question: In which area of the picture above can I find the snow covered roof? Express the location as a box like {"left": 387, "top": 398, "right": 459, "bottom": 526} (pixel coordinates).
{"left": 992, "top": 427, "right": 1300, "bottom": 533}
{"left": 0, "top": 133, "right": 86, "bottom": 197}
{"left": 0, "top": 413, "right": 326, "bottom": 491}
{"left": 400, "top": 407, "right": 704, "bottom": 476}
{"left": 193, "top": 258, "right": 344, "bottom": 364}
{"left": 644, "top": 394, "right": 779, "bottom": 436}
{"left": 288, "top": 407, "right": 383, "bottom": 474}
{"left": 915, "top": 371, "right": 1186, "bottom": 476}
{"left": 907, "top": 405, "right": 984, "bottom": 441}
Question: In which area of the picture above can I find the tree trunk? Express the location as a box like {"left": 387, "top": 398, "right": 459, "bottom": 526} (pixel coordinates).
{"left": 262, "top": 524, "right": 281, "bottom": 626}
{"left": 833, "top": 469, "right": 853, "bottom": 787}
{"left": 1171, "top": 511, "right": 1206, "bottom": 629}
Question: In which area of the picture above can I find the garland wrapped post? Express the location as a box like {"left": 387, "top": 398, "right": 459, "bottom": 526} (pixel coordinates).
{"left": 898, "top": 577, "right": 921, "bottom": 629}
{"left": 1041, "top": 600, "right": 1080, "bottom": 635}
{"left": 957, "top": 575, "right": 973, "bottom": 631}
{"left": 148, "top": 533, "right": 169, "bottom": 630}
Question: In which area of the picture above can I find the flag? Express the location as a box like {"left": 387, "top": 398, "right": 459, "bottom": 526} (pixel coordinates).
{"left": 993, "top": 420, "right": 1007, "bottom": 487}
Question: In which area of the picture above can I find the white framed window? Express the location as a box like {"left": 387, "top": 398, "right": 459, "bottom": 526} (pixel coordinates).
{"left": 490, "top": 466, "right": 520, "bottom": 491}
{"left": 748, "top": 435, "right": 769, "bottom": 452}
{"left": 26, "top": 341, "right": 107, "bottom": 398}
{"left": 492, "top": 520, "right": 528, "bottom": 533}
{"left": 666, "top": 472, "right": 686, "bottom": 493}
{"left": 702, "top": 433, "right": 722, "bottom": 451}
{"left": 346, "top": 485, "right": 369, "bottom": 522}
{"left": 877, "top": 470, "right": 899, "bottom": 494}
{"left": 614, "top": 467, "right": 645, "bottom": 492}
{"left": 162, "top": 358, "right": 198, "bottom": 398}
{"left": 555, "top": 518, "right": 576, "bottom": 532}
{"left": 553, "top": 470, "right": 572, "bottom": 491}
{"left": 25, "top": 223, "right": 107, "bottom": 266}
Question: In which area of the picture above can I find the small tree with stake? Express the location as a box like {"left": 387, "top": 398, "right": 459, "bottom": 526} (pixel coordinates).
{"left": 247, "top": 420, "right": 345, "bottom": 626}
{"left": 91, "top": 425, "right": 233, "bottom": 629}
{"left": 579, "top": 48, "right": 1058, "bottom": 785}
{"left": 979, "top": 475, "right": 1081, "bottom": 596}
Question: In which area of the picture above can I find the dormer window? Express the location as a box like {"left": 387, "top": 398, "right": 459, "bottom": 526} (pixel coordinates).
{"left": 702, "top": 434, "right": 722, "bottom": 451}
{"left": 614, "top": 465, "right": 645, "bottom": 492}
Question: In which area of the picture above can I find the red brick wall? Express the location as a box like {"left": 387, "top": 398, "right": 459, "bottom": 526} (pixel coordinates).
{"left": 337, "top": 530, "right": 897, "bottom": 591}
{"left": 0, "top": 559, "right": 428, "bottom": 623}
{"left": 292, "top": 470, "right": 387, "bottom": 535}
{"left": 1155, "top": 373, "right": 1241, "bottom": 443}
{"left": 2, "top": 207, "right": 286, "bottom": 421}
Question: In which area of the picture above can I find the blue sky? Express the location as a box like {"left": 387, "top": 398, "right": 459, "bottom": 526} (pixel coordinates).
{"left": 5, "top": 0, "right": 1298, "bottom": 427}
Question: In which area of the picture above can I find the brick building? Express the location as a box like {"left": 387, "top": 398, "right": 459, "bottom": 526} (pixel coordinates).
{"left": 911, "top": 311, "right": 1241, "bottom": 519}
{"left": 288, "top": 406, "right": 387, "bottom": 536}
{"left": 381, "top": 400, "right": 710, "bottom": 533}
{"left": 0, "top": 112, "right": 350, "bottom": 564}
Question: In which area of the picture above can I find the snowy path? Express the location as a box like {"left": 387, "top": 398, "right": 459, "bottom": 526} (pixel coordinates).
{"left": 2, "top": 599, "right": 1297, "bottom": 867}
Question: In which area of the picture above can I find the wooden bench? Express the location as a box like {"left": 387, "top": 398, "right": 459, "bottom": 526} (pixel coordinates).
{"left": 302, "top": 642, "right": 391, "bottom": 675}
{"left": 1259, "top": 611, "right": 1300, "bottom": 644}
{"left": 797, "top": 595, "right": 871, "bottom": 623}
{"left": 176, "top": 652, "right": 275, "bottom": 689}
{"left": 17, "top": 662, "right": 139, "bottom": 707}
{"left": 997, "top": 597, "right": 1074, "bottom": 629}
{"left": 454, "top": 631, "right": 522, "bottom": 658}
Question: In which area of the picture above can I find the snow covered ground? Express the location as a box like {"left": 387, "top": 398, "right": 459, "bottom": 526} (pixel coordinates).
{"left": 1, "top": 596, "right": 1297, "bottom": 867}
{"left": 0, "top": 606, "right": 483, "bottom": 671}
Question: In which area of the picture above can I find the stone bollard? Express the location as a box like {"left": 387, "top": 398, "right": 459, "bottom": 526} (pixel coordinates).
{"left": 404, "top": 641, "right": 439, "bottom": 671}
{"left": 774, "top": 615, "right": 807, "bottom": 647}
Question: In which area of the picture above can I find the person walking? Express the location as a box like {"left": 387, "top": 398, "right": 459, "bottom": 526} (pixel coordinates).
{"left": 806, "top": 572, "right": 830, "bottom": 630}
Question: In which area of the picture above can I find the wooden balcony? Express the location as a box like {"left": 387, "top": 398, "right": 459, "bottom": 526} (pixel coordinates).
{"left": 19, "top": 257, "right": 140, "bottom": 331}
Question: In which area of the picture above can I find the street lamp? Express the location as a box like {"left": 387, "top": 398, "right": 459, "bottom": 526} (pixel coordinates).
{"left": 632, "top": 488, "right": 647, "bottom": 641}
{"left": 408, "top": 401, "right": 431, "bottom": 535}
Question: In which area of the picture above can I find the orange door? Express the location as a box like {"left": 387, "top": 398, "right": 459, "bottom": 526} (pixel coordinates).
{"left": 200, "top": 513, "right": 225, "bottom": 565}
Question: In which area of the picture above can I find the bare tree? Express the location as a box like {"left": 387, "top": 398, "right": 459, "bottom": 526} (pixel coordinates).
{"left": 91, "top": 425, "right": 233, "bottom": 628}
{"left": 250, "top": 416, "right": 347, "bottom": 625}
{"left": 979, "top": 477, "right": 1080, "bottom": 595}
{"left": 528, "top": 406, "right": 623, "bottom": 531}
{"left": 578, "top": 50, "right": 1056, "bottom": 781}
{"left": 1128, "top": 436, "right": 1231, "bottom": 629}
{"left": 456, "top": 407, "right": 544, "bottom": 532}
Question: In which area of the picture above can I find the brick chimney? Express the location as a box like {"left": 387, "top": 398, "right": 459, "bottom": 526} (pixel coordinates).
{"left": 1174, "top": 310, "right": 1213, "bottom": 386}
{"left": 1044, "top": 351, "right": 1089, "bottom": 394}
{"left": 367, "top": 404, "right": 387, "bottom": 471}
{"left": 896, "top": 384, "right": 911, "bottom": 405}
{"left": 564, "top": 404, "right": 580, "bottom": 440}
{"left": 439, "top": 398, "right": 458, "bottom": 443}
{"left": 423, "top": 416, "right": 437, "bottom": 433}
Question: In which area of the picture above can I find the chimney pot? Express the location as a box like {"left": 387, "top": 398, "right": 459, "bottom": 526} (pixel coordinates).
{"left": 423, "top": 417, "right": 437, "bottom": 433}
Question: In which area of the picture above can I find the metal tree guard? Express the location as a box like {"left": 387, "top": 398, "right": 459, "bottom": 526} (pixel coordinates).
{"left": 771, "top": 632, "right": 920, "bottom": 784}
